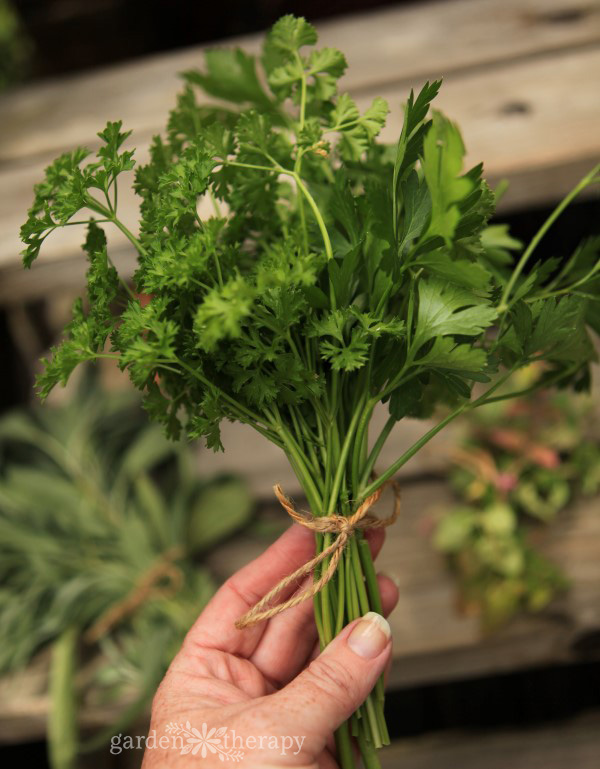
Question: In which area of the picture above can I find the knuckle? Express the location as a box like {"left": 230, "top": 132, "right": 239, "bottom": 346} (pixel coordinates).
{"left": 305, "top": 656, "right": 354, "bottom": 704}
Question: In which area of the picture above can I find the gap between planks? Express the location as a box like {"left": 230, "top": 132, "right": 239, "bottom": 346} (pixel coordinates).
{"left": 1, "top": 0, "right": 599, "bottom": 166}
{"left": 1, "top": 43, "right": 599, "bottom": 285}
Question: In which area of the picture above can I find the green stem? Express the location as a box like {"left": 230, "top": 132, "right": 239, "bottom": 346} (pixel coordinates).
{"left": 224, "top": 159, "right": 334, "bottom": 263}
{"left": 320, "top": 536, "right": 335, "bottom": 643}
{"left": 360, "top": 415, "right": 396, "bottom": 488}
{"left": 269, "top": 409, "right": 323, "bottom": 514}
{"left": 295, "top": 52, "right": 308, "bottom": 131}
{"left": 48, "top": 626, "right": 79, "bottom": 769}
{"left": 498, "top": 164, "right": 600, "bottom": 313}
{"left": 357, "top": 729, "right": 383, "bottom": 769}
{"left": 86, "top": 196, "right": 147, "bottom": 258}
{"left": 328, "top": 399, "right": 365, "bottom": 514}
{"left": 479, "top": 363, "right": 580, "bottom": 406}
{"left": 351, "top": 398, "right": 376, "bottom": 497}
{"left": 293, "top": 172, "right": 334, "bottom": 261}
{"left": 335, "top": 722, "right": 357, "bottom": 769}
{"left": 361, "top": 367, "right": 519, "bottom": 498}
{"left": 335, "top": 545, "right": 346, "bottom": 636}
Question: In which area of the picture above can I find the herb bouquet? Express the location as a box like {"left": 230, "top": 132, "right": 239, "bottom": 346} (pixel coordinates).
{"left": 20, "top": 15, "right": 600, "bottom": 769}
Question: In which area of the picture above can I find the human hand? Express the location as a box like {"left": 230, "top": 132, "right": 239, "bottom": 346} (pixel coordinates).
{"left": 142, "top": 524, "right": 398, "bottom": 768}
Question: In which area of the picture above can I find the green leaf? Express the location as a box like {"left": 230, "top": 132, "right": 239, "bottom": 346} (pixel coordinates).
{"left": 320, "top": 330, "right": 369, "bottom": 372}
{"left": 194, "top": 277, "right": 256, "bottom": 352}
{"left": 417, "top": 337, "right": 488, "bottom": 375}
{"left": 96, "top": 120, "right": 135, "bottom": 176}
{"left": 398, "top": 170, "right": 431, "bottom": 251}
{"left": 413, "top": 278, "right": 497, "bottom": 351}
{"left": 307, "top": 47, "right": 347, "bottom": 78}
{"left": 330, "top": 92, "right": 359, "bottom": 128}
{"left": 418, "top": 252, "right": 492, "bottom": 291}
{"left": 527, "top": 296, "right": 593, "bottom": 363}
{"left": 421, "top": 113, "right": 474, "bottom": 243}
{"left": 336, "top": 96, "right": 389, "bottom": 161}
{"left": 393, "top": 80, "right": 441, "bottom": 189}
{"left": 266, "top": 15, "right": 317, "bottom": 54}
{"left": 184, "top": 49, "right": 271, "bottom": 107}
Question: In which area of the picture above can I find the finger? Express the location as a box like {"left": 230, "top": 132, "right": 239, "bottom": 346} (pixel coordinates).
{"left": 183, "top": 524, "right": 316, "bottom": 657}
{"left": 363, "top": 526, "right": 386, "bottom": 560}
{"left": 263, "top": 612, "right": 392, "bottom": 750}
{"left": 377, "top": 571, "right": 400, "bottom": 618}
{"left": 249, "top": 530, "right": 391, "bottom": 687}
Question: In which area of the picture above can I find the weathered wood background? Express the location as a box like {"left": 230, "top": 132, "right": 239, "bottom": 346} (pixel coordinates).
{"left": 1, "top": 0, "right": 599, "bottom": 301}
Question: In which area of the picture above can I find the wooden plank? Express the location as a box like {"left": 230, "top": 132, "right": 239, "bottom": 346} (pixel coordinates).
{"left": 380, "top": 713, "right": 600, "bottom": 769}
{"left": 193, "top": 405, "right": 465, "bottom": 497}
{"left": 1, "top": 0, "right": 598, "bottom": 166}
{"left": 2, "top": 43, "right": 599, "bottom": 300}
{"left": 0, "top": 1, "right": 599, "bottom": 293}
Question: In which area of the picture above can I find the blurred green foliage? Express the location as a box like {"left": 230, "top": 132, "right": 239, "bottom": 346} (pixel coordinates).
{"left": 0, "top": 0, "right": 32, "bottom": 89}
{"left": 434, "top": 366, "right": 600, "bottom": 629}
{"left": 0, "top": 373, "right": 253, "bottom": 768}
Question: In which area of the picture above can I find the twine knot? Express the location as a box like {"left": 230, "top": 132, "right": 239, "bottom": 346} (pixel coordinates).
{"left": 235, "top": 481, "right": 401, "bottom": 630}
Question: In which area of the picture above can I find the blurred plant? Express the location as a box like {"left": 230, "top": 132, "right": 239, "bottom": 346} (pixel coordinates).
{"left": 0, "top": 0, "right": 32, "bottom": 89}
{"left": 434, "top": 365, "right": 600, "bottom": 629}
{"left": 0, "top": 372, "right": 253, "bottom": 769}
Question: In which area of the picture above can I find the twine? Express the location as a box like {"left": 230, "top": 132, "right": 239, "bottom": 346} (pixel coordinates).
{"left": 85, "top": 546, "right": 184, "bottom": 644}
{"left": 235, "top": 481, "right": 401, "bottom": 630}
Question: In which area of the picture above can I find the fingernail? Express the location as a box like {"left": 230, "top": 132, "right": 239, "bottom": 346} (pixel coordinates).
{"left": 347, "top": 612, "right": 391, "bottom": 659}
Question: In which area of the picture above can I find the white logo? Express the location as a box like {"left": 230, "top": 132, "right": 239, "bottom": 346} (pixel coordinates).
{"left": 165, "top": 722, "right": 244, "bottom": 761}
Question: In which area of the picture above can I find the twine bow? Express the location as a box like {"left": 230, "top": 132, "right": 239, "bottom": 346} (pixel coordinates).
{"left": 235, "top": 481, "right": 401, "bottom": 630}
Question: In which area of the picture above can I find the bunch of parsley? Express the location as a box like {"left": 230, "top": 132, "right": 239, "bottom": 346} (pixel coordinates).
{"left": 20, "top": 15, "right": 600, "bottom": 769}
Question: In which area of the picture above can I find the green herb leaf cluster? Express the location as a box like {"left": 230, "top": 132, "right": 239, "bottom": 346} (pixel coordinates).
{"left": 0, "top": 376, "right": 252, "bottom": 762}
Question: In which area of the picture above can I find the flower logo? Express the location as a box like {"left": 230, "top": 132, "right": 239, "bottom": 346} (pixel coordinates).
{"left": 165, "top": 722, "right": 244, "bottom": 761}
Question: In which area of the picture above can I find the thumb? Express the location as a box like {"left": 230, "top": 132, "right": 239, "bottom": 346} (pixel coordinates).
{"left": 269, "top": 612, "right": 392, "bottom": 742}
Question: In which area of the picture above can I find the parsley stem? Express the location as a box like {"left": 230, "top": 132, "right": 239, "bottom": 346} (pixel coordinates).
{"left": 295, "top": 51, "right": 308, "bottom": 131}
{"left": 223, "top": 159, "right": 334, "bottom": 263}
{"left": 360, "top": 405, "right": 467, "bottom": 498}
{"left": 498, "top": 164, "right": 600, "bottom": 313}
{"left": 86, "top": 196, "right": 147, "bottom": 259}
{"left": 267, "top": 407, "right": 323, "bottom": 513}
{"left": 351, "top": 399, "right": 376, "bottom": 496}
{"left": 360, "top": 415, "right": 396, "bottom": 488}
{"left": 292, "top": 172, "right": 334, "bottom": 262}
{"left": 529, "top": 258, "right": 600, "bottom": 302}
{"left": 478, "top": 363, "right": 579, "bottom": 406}
{"left": 173, "top": 357, "right": 269, "bottom": 429}
{"left": 361, "top": 367, "right": 519, "bottom": 498}
{"left": 327, "top": 398, "right": 365, "bottom": 514}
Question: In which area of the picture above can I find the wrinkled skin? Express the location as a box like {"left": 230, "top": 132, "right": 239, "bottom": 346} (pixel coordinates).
{"left": 142, "top": 525, "right": 398, "bottom": 768}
